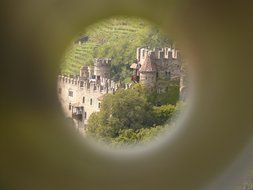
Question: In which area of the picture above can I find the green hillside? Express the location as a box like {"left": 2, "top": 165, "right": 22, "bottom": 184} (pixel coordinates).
{"left": 60, "top": 16, "right": 172, "bottom": 82}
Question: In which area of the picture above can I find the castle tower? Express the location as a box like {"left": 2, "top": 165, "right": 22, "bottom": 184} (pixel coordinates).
{"left": 88, "top": 66, "right": 94, "bottom": 79}
{"left": 94, "top": 58, "right": 111, "bottom": 80}
{"left": 80, "top": 65, "right": 89, "bottom": 80}
{"left": 139, "top": 48, "right": 149, "bottom": 65}
{"left": 139, "top": 53, "right": 157, "bottom": 88}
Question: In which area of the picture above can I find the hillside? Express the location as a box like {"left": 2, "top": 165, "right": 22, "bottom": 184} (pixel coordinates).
{"left": 60, "top": 17, "right": 172, "bottom": 82}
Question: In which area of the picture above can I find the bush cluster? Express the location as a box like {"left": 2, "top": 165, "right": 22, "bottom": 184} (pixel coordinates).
{"left": 86, "top": 83, "right": 183, "bottom": 146}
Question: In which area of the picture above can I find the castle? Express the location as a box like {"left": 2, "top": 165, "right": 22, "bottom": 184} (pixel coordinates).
{"left": 131, "top": 47, "right": 182, "bottom": 88}
{"left": 58, "top": 47, "right": 186, "bottom": 132}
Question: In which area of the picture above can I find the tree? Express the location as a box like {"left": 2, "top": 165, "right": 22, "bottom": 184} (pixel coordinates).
{"left": 152, "top": 104, "right": 176, "bottom": 125}
{"left": 86, "top": 86, "right": 154, "bottom": 141}
{"left": 111, "top": 126, "right": 167, "bottom": 146}
{"left": 86, "top": 83, "right": 181, "bottom": 146}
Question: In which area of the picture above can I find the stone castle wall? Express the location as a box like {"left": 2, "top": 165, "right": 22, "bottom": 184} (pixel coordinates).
{"left": 135, "top": 47, "right": 182, "bottom": 88}
{"left": 57, "top": 73, "right": 125, "bottom": 131}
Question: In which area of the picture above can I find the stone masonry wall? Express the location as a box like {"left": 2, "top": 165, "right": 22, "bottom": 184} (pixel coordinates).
{"left": 57, "top": 74, "right": 123, "bottom": 131}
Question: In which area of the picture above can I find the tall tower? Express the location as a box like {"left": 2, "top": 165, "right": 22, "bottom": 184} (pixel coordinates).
{"left": 139, "top": 53, "right": 157, "bottom": 88}
{"left": 88, "top": 66, "right": 94, "bottom": 79}
{"left": 94, "top": 58, "right": 111, "bottom": 80}
{"left": 79, "top": 65, "right": 89, "bottom": 80}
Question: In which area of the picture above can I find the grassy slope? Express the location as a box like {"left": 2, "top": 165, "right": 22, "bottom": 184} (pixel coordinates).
{"left": 60, "top": 17, "right": 172, "bottom": 82}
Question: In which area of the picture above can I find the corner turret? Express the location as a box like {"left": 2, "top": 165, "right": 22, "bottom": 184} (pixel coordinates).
{"left": 80, "top": 65, "right": 89, "bottom": 80}
{"left": 139, "top": 53, "right": 157, "bottom": 88}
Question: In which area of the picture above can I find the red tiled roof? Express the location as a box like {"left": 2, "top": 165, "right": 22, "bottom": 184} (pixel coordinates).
{"left": 130, "top": 63, "right": 137, "bottom": 69}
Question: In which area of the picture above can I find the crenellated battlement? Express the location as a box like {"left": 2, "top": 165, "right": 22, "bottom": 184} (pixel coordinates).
{"left": 58, "top": 75, "right": 80, "bottom": 85}
{"left": 136, "top": 47, "right": 180, "bottom": 64}
{"left": 132, "top": 47, "right": 182, "bottom": 87}
{"left": 94, "top": 58, "right": 111, "bottom": 66}
{"left": 58, "top": 74, "right": 126, "bottom": 95}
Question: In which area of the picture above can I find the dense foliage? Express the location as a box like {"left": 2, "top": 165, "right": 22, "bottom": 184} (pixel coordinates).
{"left": 60, "top": 17, "right": 171, "bottom": 82}
{"left": 86, "top": 83, "right": 182, "bottom": 146}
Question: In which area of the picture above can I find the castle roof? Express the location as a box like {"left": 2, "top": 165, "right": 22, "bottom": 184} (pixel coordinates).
{"left": 130, "top": 63, "right": 142, "bottom": 70}
{"left": 139, "top": 54, "right": 157, "bottom": 72}
{"left": 130, "top": 63, "right": 137, "bottom": 69}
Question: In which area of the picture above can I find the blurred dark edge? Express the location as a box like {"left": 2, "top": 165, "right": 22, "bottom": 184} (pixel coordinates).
{"left": 0, "top": 0, "right": 253, "bottom": 190}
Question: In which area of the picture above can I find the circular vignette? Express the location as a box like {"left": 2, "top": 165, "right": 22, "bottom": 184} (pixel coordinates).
{"left": 57, "top": 15, "right": 195, "bottom": 156}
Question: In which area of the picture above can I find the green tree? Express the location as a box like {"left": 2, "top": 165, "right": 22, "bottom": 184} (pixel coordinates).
{"left": 111, "top": 126, "right": 167, "bottom": 146}
{"left": 86, "top": 87, "right": 154, "bottom": 141}
{"left": 86, "top": 83, "right": 181, "bottom": 146}
{"left": 152, "top": 104, "right": 176, "bottom": 125}
{"left": 146, "top": 80, "right": 180, "bottom": 106}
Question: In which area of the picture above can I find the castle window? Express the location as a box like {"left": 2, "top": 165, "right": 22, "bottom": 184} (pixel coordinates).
{"left": 98, "top": 102, "right": 101, "bottom": 108}
{"left": 83, "top": 97, "right": 85, "bottom": 103}
{"left": 68, "top": 103, "right": 72, "bottom": 110}
{"left": 90, "top": 98, "right": 92, "bottom": 105}
{"left": 84, "top": 112, "right": 87, "bottom": 119}
{"left": 68, "top": 91, "right": 73, "bottom": 97}
{"left": 80, "top": 81, "right": 84, "bottom": 87}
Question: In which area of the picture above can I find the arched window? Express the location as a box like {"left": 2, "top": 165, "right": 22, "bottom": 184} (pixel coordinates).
{"left": 90, "top": 98, "right": 92, "bottom": 105}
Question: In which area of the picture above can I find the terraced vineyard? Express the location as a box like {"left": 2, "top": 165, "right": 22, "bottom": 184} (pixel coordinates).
{"left": 60, "top": 17, "right": 172, "bottom": 82}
